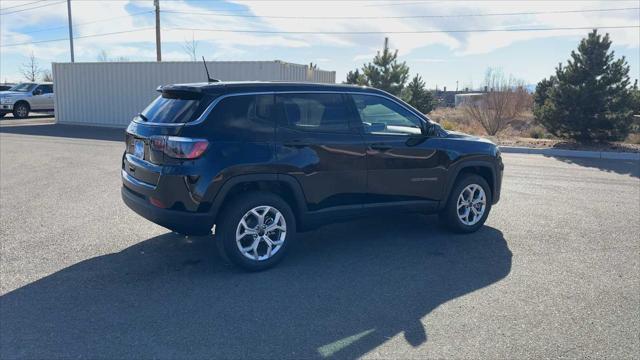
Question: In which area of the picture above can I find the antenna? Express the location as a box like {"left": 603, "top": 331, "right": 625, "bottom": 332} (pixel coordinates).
{"left": 201, "top": 56, "right": 219, "bottom": 83}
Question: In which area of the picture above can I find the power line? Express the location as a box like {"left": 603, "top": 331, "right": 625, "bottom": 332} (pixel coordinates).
{"left": 0, "top": 27, "right": 154, "bottom": 47}
{"left": 0, "top": 0, "right": 66, "bottom": 15}
{"left": 3, "top": 24, "right": 637, "bottom": 48}
{"left": 0, "top": 0, "right": 49, "bottom": 11}
{"left": 161, "top": 7, "right": 640, "bottom": 20}
{"left": 17, "top": 10, "right": 153, "bottom": 35}
{"left": 167, "top": 25, "right": 639, "bottom": 35}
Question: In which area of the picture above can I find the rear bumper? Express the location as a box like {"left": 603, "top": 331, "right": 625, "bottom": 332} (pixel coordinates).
{"left": 121, "top": 185, "right": 213, "bottom": 236}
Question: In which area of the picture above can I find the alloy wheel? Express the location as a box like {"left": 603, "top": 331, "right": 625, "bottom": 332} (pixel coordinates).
{"left": 456, "top": 184, "right": 487, "bottom": 226}
{"left": 235, "top": 205, "right": 287, "bottom": 261}
{"left": 16, "top": 105, "right": 28, "bottom": 117}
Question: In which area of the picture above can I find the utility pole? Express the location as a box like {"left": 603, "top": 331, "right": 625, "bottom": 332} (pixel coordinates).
{"left": 67, "top": 0, "right": 74, "bottom": 62}
{"left": 154, "top": 0, "right": 161, "bottom": 61}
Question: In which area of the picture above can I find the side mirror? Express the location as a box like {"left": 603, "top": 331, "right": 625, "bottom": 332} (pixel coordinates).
{"left": 421, "top": 122, "right": 433, "bottom": 136}
{"left": 367, "top": 123, "right": 386, "bottom": 133}
{"left": 422, "top": 122, "right": 443, "bottom": 137}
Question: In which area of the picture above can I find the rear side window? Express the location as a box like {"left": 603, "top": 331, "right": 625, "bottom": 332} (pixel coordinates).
{"left": 206, "top": 94, "right": 275, "bottom": 141}
{"left": 278, "top": 93, "right": 350, "bottom": 132}
{"left": 140, "top": 92, "right": 206, "bottom": 124}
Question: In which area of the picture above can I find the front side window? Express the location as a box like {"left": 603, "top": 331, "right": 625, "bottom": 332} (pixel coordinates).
{"left": 40, "top": 85, "right": 53, "bottom": 94}
{"left": 351, "top": 94, "right": 423, "bottom": 135}
{"left": 278, "top": 93, "right": 350, "bottom": 133}
{"left": 34, "top": 85, "right": 52, "bottom": 95}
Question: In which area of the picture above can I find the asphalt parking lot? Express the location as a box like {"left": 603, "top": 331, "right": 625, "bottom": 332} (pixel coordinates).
{"left": 1, "top": 122, "right": 639, "bottom": 359}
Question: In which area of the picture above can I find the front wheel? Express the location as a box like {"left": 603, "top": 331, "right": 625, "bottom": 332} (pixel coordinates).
{"left": 12, "top": 102, "right": 29, "bottom": 119}
{"left": 217, "top": 192, "right": 295, "bottom": 271}
{"left": 440, "top": 174, "right": 492, "bottom": 233}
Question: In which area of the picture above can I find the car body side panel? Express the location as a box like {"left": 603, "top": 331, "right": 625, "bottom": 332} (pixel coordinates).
{"left": 363, "top": 134, "right": 449, "bottom": 203}
{"left": 274, "top": 126, "right": 367, "bottom": 212}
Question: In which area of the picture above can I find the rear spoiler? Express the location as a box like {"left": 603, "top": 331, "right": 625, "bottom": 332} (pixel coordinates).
{"left": 156, "top": 85, "right": 204, "bottom": 93}
{"left": 156, "top": 85, "right": 204, "bottom": 100}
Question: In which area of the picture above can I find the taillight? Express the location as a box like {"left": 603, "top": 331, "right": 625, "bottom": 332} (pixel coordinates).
{"left": 150, "top": 136, "right": 209, "bottom": 159}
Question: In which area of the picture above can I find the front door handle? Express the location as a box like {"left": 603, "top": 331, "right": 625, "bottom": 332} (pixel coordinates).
{"left": 369, "top": 143, "right": 392, "bottom": 151}
{"left": 284, "top": 140, "right": 311, "bottom": 148}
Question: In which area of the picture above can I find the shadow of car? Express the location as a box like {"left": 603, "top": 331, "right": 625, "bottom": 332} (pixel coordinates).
{"left": 0, "top": 214, "right": 511, "bottom": 359}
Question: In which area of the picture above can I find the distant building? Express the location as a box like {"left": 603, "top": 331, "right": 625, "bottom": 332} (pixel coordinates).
{"left": 434, "top": 87, "right": 485, "bottom": 108}
{"left": 454, "top": 93, "right": 485, "bottom": 107}
{"left": 52, "top": 61, "right": 335, "bottom": 127}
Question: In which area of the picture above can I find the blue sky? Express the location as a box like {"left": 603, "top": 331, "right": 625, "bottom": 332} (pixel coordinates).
{"left": 1, "top": 0, "right": 638, "bottom": 89}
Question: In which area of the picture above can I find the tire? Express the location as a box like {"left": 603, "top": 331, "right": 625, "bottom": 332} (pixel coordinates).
{"left": 12, "top": 102, "right": 29, "bottom": 119}
{"left": 217, "top": 191, "right": 296, "bottom": 271}
{"left": 440, "top": 174, "right": 492, "bottom": 233}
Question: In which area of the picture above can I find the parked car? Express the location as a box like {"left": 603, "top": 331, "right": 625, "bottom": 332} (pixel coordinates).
{"left": 0, "top": 82, "right": 54, "bottom": 118}
{"left": 121, "top": 82, "right": 503, "bottom": 271}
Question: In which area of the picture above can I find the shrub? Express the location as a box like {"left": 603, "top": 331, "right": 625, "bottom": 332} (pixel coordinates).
{"left": 528, "top": 126, "right": 549, "bottom": 139}
{"left": 626, "top": 132, "right": 640, "bottom": 144}
{"left": 463, "top": 68, "right": 532, "bottom": 136}
{"left": 439, "top": 119, "right": 456, "bottom": 131}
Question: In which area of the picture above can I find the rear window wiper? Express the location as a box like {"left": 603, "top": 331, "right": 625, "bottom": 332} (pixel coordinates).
{"left": 138, "top": 113, "right": 149, "bottom": 122}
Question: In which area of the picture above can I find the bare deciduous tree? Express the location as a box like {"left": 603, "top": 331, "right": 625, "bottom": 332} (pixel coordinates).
{"left": 464, "top": 68, "right": 532, "bottom": 135}
{"left": 20, "top": 52, "right": 41, "bottom": 82}
{"left": 97, "top": 50, "right": 109, "bottom": 62}
{"left": 182, "top": 34, "right": 199, "bottom": 61}
{"left": 41, "top": 70, "right": 53, "bottom": 82}
{"left": 97, "top": 50, "right": 129, "bottom": 62}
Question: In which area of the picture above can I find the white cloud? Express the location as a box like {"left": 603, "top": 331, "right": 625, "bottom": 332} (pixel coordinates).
{"left": 411, "top": 58, "right": 445, "bottom": 63}
{"left": 1, "top": 0, "right": 638, "bottom": 81}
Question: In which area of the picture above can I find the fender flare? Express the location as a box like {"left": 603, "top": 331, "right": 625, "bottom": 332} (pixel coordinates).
{"left": 13, "top": 100, "right": 31, "bottom": 110}
{"left": 441, "top": 159, "right": 497, "bottom": 209}
{"left": 207, "top": 173, "right": 308, "bottom": 221}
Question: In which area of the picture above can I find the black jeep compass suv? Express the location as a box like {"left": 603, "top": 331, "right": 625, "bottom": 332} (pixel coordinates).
{"left": 122, "top": 82, "right": 503, "bottom": 271}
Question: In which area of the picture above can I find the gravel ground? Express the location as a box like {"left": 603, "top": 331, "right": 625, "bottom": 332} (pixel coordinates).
{"left": 491, "top": 136, "right": 640, "bottom": 153}
{"left": 1, "top": 125, "right": 638, "bottom": 359}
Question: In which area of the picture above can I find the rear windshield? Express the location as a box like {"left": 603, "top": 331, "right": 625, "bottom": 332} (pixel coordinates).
{"left": 140, "top": 91, "right": 209, "bottom": 124}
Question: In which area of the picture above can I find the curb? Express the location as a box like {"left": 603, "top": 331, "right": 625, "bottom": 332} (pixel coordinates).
{"left": 499, "top": 146, "right": 640, "bottom": 160}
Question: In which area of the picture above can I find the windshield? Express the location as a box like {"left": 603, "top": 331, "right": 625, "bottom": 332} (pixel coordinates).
{"left": 8, "top": 83, "right": 37, "bottom": 92}
{"left": 140, "top": 94, "right": 204, "bottom": 124}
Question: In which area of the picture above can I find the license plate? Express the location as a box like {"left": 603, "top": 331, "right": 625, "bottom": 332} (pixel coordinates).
{"left": 133, "top": 139, "right": 144, "bottom": 159}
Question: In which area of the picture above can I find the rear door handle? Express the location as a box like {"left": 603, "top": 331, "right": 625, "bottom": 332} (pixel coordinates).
{"left": 369, "top": 143, "right": 392, "bottom": 151}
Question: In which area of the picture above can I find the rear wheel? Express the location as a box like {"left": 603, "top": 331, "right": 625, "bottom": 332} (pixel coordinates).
{"left": 12, "top": 102, "right": 29, "bottom": 119}
{"left": 217, "top": 192, "right": 295, "bottom": 271}
{"left": 440, "top": 174, "right": 492, "bottom": 233}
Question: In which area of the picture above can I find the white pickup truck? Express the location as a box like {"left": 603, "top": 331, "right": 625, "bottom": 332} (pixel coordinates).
{"left": 0, "top": 82, "right": 54, "bottom": 118}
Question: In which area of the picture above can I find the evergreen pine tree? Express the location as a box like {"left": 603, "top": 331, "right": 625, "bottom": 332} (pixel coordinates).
{"left": 361, "top": 38, "right": 409, "bottom": 96}
{"left": 533, "top": 30, "right": 635, "bottom": 141}
{"left": 344, "top": 69, "right": 365, "bottom": 85}
{"left": 402, "top": 75, "right": 435, "bottom": 114}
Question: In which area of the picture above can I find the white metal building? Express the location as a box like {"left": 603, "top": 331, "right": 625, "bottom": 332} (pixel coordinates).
{"left": 52, "top": 61, "right": 336, "bottom": 127}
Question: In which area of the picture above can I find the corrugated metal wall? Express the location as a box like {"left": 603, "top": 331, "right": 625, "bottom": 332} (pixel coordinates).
{"left": 52, "top": 61, "right": 336, "bottom": 127}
